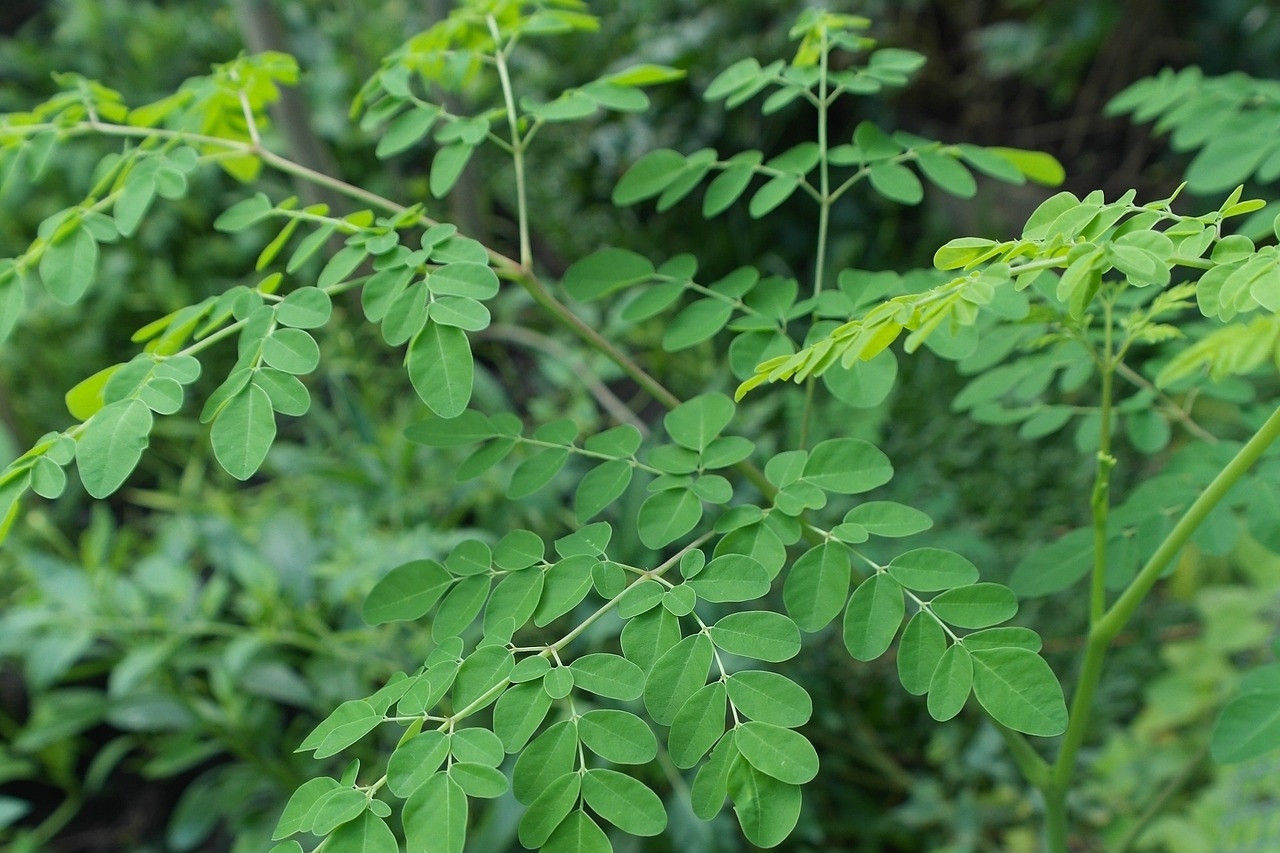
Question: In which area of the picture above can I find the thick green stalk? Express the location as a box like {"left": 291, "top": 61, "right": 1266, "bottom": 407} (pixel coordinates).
{"left": 1041, "top": 399, "right": 1280, "bottom": 852}
{"left": 1098, "top": 400, "right": 1280, "bottom": 640}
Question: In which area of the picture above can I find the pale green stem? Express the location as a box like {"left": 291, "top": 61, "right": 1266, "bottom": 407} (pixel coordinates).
{"left": 488, "top": 15, "right": 532, "bottom": 269}
{"left": 1041, "top": 398, "right": 1280, "bottom": 853}
{"left": 800, "top": 26, "right": 832, "bottom": 449}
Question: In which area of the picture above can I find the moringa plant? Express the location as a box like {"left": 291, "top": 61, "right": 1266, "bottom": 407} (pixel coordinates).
{"left": 0, "top": 3, "right": 1277, "bottom": 852}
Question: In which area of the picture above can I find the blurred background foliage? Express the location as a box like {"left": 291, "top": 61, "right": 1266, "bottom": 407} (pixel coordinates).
{"left": 0, "top": 0, "right": 1278, "bottom": 851}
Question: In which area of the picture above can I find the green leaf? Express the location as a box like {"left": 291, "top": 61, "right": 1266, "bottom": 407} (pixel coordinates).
{"left": 428, "top": 295, "right": 489, "bottom": 332}
{"left": 39, "top": 224, "right": 98, "bottom": 305}
{"left": 844, "top": 501, "right": 932, "bottom": 537}
{"left": 703, "top": 158, "right": 760, "bottom": 217}
{"left": 1009, "top": 529, "right": 1093, "bottom": 597}
{"left": 138, "top": 377, "right": 183, "bottom": 415}
{"left": 606, "top": 63, "right": 685, "bottom": 86}
{"left": 277, "top": 288, "right": 333, "bottom": 329}
{"left": 408, "top": 322, "right": 473, "bottom": 418}
{"left": 584, "top": 423, "right": 643, "bottom": 457}
{"left": 494, "top": 681, "right": 552, "bottom": 753}
{"left": 377, "top": 106, "right": 439, "bottom": 158}
{"left": 582, "top": 769, "right": 666, "bottom": 836}
{"left": 513, "top": 720, "right": 579, "bottom": 803}
{"left": 569, "top": 653, "right": 644, "bottom": 700}
{"left": 518, "top": 773, "right": 579, "bottom": 848}
{"left": 211, "top": 385, "right": 276, "bottom": 480}
{"left": 534, "top": 556, "right": 595, "bottom": 626}
{"left": 668, "top": 681, "right": 727, "bottom": 768}
{"left": 1211, "top": 670, "right": 1280, "bottom": 763}
{"left": 543, "top": 810, "right": 611, "bottom": 853}
{"left": 362, "top": 559, "right": 452, "bottom": 625}
{"left": 403, "top": 773, "right": 467, "bottom": 853}
{"left": 66, "top": 363, "right": 122, "bottom": 421}
{"left": 960, "top": 626, "right": 1042, "bottom": 652}
{"left": 728, "top": 757, "right": 802, "bottom": 848}
{"left": 214, "top": 193, "right": 273, "bottom": 232}
{"left": 868, "top": 161, "right": 923, "bottom": 205}
{"left": 262, "top": 328, "right": 321, "bottom": 374}
{"left": 927, "top": 643, "right": 973, "bottom": 722}
{"left": 398, "top": 661, "right": 459, "bottom": 716}
{"left": 430, "top": 262, "right": 500, "bottom": 299}
{"left": 929, "top": 583, "right": 1018, "bottom": 629}
{"left": 563, "top": 248, "right": 654, "bottom": 301}
{"left": 298, "top": 699, "right": 381, "bottom": 759}
{"left": 686, "top": 554, "right": 770, "bottom": 602}
{"left": 663, "top": 297, "right": 734, "bottom": 351}
{"left": 494, "top": 529, "right": 545, "bottom": 570}
{"left": 620, "top": 606, "right": 682, "bottom": 672}
{"left": 387, "top": 731, "right": 449, "bottom": 797}
{"left": 508, "top": 447, "right": 570, "bottom": 499}
{"left": 644, "top": 633, "right": 713, "bottom": 725}
{"left": 637, "top": 487, "right": 702, "bottom": 548}
{"left": 705, "top": 58, "right": 762, "bottom": 101}
{"left": 691, "top": 731, "right": 737, "bottom": 819}
{"left": 253, "top": 369, "right": 310, "bottom": 416}
{"left": 273, "top": 777, "right": 340, "bottom": 839}
{"left": 431, "top": 576, "right": 488, "bottom": 639}
{"left": 749, "top": 173, "right": 800, "bottom": 218}
{"left": 970, "top": 648, "right": 1068, "bottom": 736}
{"left": 958, "top": 144, "right": 1024, "bottom": 183}
{"left": 308, "top": 790, "right": 371, "bottom": 837}
{"left": 898, "top": 612, "right": 947, "bottom": 696}
{"left": 986, "top": 147, "right": 1066, "bottom": 185}
{"left": 887, "top": 548, "right": 980, "bottom": 592}
{"left": 734, "top": 721, "right": 818, "bottom": 784}
{"left": 556, "top": 523, "right": 611, "bottom": 558}
{"left": 452, "top": 645, "right": 513, "bottom": 711}
{"left": 578, "top": 709, "right": 656, "bottom": 764}
{"left": 75, "top": 398, "right": 153, "bottom": 498}
{"left": 405, "top": 410, "right": 496, "bottom": 447}
{"left": 449, "top": 762, "right": 508, "bottom": 799}
{"left": 843, "top": 574, "right": 905, "bottom": 661}
{"left": 286, "top": 223, "right": 337, "bottom": 273}
{"left": 447, "top": 538, "right": 494, "bottom": 575}
{"left": 725, "top": 671, "right": 811, "bottom": 728}
{"left": 430, "top": 143, "right": 476, "bottom": 198}
{"left": 574, "top": 459, "right": 633, "bottom": 522}
{"left": 613, "top": 149, "right": 687, "bottom": 206}
{"left": 710, "top": 611, "right": 801, "bottom": 662}
{"left": 542, "top": 667, "right": 575, "bottom": 701}
{"left": 802, "top": 438, "right": 892, "bottom": 493}
{"left": 484, "top": 570, "right": 545, "bottom": 633}
{"left": 783, "top": 543, "right": 852, "bottom": 632}
{"left": 325, "top": 812, "right": 397, "bottom": 853}
{"left": 664, "top": 393, "right": 735, "bottom": 452}
{"left": 916, "top": 151, "right": 976, "bottom": 197}
{"left": 616, "top": 579, "right": 664, "bottom": 618}
{"left": 0, "top": 263, "right": 25, "bottom": 345}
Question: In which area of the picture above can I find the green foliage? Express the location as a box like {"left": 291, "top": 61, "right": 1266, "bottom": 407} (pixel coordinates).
{"left": 4, "top": 3, "right": 1280, "bottom": 853}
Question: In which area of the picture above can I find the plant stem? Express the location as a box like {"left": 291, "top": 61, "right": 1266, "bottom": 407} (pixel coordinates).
{"left": 1091, "top": 299, "right": 1117, "bottom": 624}
{"left": 814, "top": 24, "right": 831, "bottom": 297}
{"left": 488, "top": 15, "right": 532, "bottom": 269}
{"left": 799, "top": 25, "right": 831, "bottom": 449}
{"left": 1040, "top": 398, "right": 1280, "bottom": 852}
{"left": 1099, "top": 399, "right": 1280, "bottom": 641}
